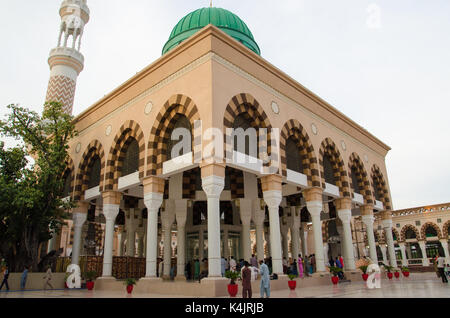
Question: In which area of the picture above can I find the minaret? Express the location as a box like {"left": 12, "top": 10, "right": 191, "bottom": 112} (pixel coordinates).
{"left": 45, "top": 0, "right": 90, "bottom": 114}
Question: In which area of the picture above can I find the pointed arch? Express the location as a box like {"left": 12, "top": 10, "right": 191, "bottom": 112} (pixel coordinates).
{"left": 400, "top": 224, "right": 421, "bottom": 242}
{"left": 147, "top": 94, "right": 201, "bottom": 176}
{"left": 280, "top": 119, "right": 320, "bottom": 187}
{"left": 104, "top": 120, "right": 145, "bottom": 191}
{"left": 223, "top": 93, "right": 275, "bottom": 170}
{"left": 74, "top": 140, "right": 105, "bottom": 201}
{"left": 420, "top": 222, "right": 442, "bottom": 240}
{"left": 392, "top": 228, "right": 401, "bottom": 242}
{"left": 371, "top": 164, "right": 392, "bottom": 210}
{"left": 348, "top": 153, "right": 373, "bottom": 204}
{"left": 318, "top": 138, "right": 351, "bottom": 198}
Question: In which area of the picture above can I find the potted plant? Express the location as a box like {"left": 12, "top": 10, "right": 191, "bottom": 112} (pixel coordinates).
{"left": 394, "top": 269, "right": 400, "bottom": 279}
{"left": 384, "top": 265, "right": 394, "bottom": 279}
{"left": 124, "top": 278, "right": 136, "bottom": 294}
{"left": 359, "top": 265, "right": 369, "bottom": 281}
{"left": 225, "top": 270, "right": 240, "bottom": 297}
{"left": 85, "top": 271, "right": 97, "bottom": 290}
{"left": 401, "top": 266, "right": 410, "bottom": 277}
{"left": 329, "top": 266, "right": 342, "bottom": 285}
{"left": 288, "top": 274, "right": 297, "bottom": 290}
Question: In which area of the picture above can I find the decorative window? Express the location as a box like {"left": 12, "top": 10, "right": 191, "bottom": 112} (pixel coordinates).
{"left": 122, "top": 139, "right": 139, "bottom": 176}
{"left": 286, "top": 136, "right": 304, "bottom": 174}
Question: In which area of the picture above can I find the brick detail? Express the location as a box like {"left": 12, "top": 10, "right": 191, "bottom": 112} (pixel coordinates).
{"left": 45, "top": 75, "right": 76, "bottom": 114}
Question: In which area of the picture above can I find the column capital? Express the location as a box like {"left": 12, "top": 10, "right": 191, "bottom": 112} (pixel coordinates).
{"left": 260, "top": 174, "right": 283, "bottom": 192}
{"left": 380, "top": 210, "right": 393, "bottom": 220}
{"left": 201, "top": 175, "right": 224, "bottom": 198}
{"left": 381, "top": 218, "right": 393, "bottom": 229}
{"left": 398, "top": 242, "right": 406, "bottom": 247}
{"left": 335, "top": 198, "right": 352, "bottom": 211}
{"left": 102, "top": 203, "right": 120, "bottom": 221}
{"left": 361, "top": 214, "right": 375, "bottom": 225}
{"left": 72, "top": 212, "right": 87, "bottom": 227}
{"left": 143, "top": 192, "right": 164, "bottom": 211}
{"left": 200, "top": 163, "right": 225, "bottom": 178}
{"left": 72, "top": 201, "right": 90, "bottom": 214}
{"left": 102, "top": 191, "right": 122, "bottom": 205}
{"left": 263, "top": 190, "right": 282, "bottom": 208}
{"left": 303, "top": 187, "right": 323, "bottom": 202}
{"left": 360, "top": 204, "right": 374, "bottom": 216}
{"left": 252, "top": 206, "right": 265, "bottom": 226}
{"left": 306, "top": 200, "right": 322, "bottom": 217}
{"left": 142, "top": 176, "right": 165, "bottom": 195}
{"left": 337, "top": 209, "right": 352, "bottom": 224}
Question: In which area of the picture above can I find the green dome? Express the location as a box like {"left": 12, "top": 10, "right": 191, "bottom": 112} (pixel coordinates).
{"left": 162, "top": 7, "right": 261, "bottom": 56}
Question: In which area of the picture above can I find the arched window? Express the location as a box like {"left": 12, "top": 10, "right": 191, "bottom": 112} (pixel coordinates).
{"left": 286, "top": 136, "right": 304, "bottom": 173}
{"left": 88, "top": 156, "right": 101, "bottom": 189}
{"left": 232, "top": 113, "right": 256, "bottom": 157}
{"left": 62, "top": 172, "right": 72, "bottom": 197}
{"left": 122, "top": 139, "right": 139, "bottom": 176}
{"left": 405, "top": 228, "right": 417, "bottom": 240}
{"left": 350, "top": 167, "right": 361, "bottom": 194}
{"left": 167, "top": 115, "right": 192, "bottom": 160}
{"left": 425, "top": 226, "right": 438, "bottom": 237}
{"left": 323, "top": 155, "right": 336, "bottom": 185}
{"left": 373, "top": 177, "right": 382, "bottom": 201}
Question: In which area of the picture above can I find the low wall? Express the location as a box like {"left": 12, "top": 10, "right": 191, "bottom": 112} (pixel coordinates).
{"left": 0, "top": 273, "right": 66, "bottom": 291}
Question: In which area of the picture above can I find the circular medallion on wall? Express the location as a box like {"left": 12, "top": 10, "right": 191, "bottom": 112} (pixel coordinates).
{"left": 105, "top": 125, "right": 112, "bottom": 136}
{"left": 271, "top": 101, "right": 280, "bottom": 114}
{"left": 75, "top": 142, "right": 81, "bottom": 154}
{"left": 364, "top": 154, "right": 369, "bottom": 163}
{"left": 311, "top": 123, "right": 318, "bottom": 135}
{"left": 341, "top": 140, "right": 347, "bottom": 151}
{"left": 145, "top": 101, "right": 153, "bottom": 115}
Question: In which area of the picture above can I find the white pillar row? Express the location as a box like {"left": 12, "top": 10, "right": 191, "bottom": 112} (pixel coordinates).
{"left": 289, "top": 206, "right": 301, "bottom": 266}
{"left": 300, "top": 222, "right": 308, "bottom": 257}
{"left": 239, "top": 199, "right": 253, "bottom": 263}
{"left": 440, "top": 239, "right": 450, "bottom": 264}
{"left": 201, "top": 168, "right": 225, "bottom": 278}
{"left": 142, "top": 186, "right": 164, "bottom": 279}
{"left": 380, "top": 245, "right": 388, "bottom": 265}
{"left": 263, "top": 190, "right": 283, "bottom": 275}
{"left": 382, "top": 218, "right": 398, "bottom": 268}
{"left": 252, "top": 200, "right": 265, "bottom": 262}
{"left": 337, "top": 207, "right": 356, "bottom": 271}
{"left": 71, "top": 211, "right": 87, "bottom": 265}
{"left": 418, "top": 241, "right": 429, "bottom": 266}
{"left": 398, "top": 242, "right": 408, "bottom": 266}
{"left": 101, "top": 192, "right": 121, "bottom": 277}
{"left": 361, "top": 211, "right": 378, "bottom": 264}
{"left": 161, "top": 200, "right": 175, "bottom": 279}
{"left": 175, "top": 199, "right": 188, "bottom": 280}
{"left": 306, "top": 199, "right": 326, "bottom": 273}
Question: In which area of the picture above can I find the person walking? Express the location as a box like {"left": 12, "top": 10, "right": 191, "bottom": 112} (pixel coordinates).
{"left": 0, "top": 265, "right": 10, "bottom": 291}
{"left": 241, "top": 261, "right": 252, "bottom": 299}
{"left": 43, "top": 266, "right": 54, "bottom": 290}
{"left": 339, "top": 255, "right": 344, "bottom": 270}
{"left": 158, "top": 258, "right": 164, "bottom": 278}
{"left": 20, "top": 266, "right": 29, "bottom": 290}
{"left": 298, "top": 254, "right": 304, "bottom": 278}
{"left": 436, "top": 254, "right": 448, "bottom": 283}
{"left": 308, "top": 256, "right": 313, "bottom": 275}
{"left": 229, "top": 256, "right": 237, "bottom": 272}
{"left": 250, "top": 254, "right": 258, "bottom": 268}
{"left": 259, "top": 260, "right": 270, "bottom": 298}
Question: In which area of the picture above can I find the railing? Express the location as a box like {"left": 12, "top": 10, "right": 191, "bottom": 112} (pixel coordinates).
{"left": 391, "top": 202, "right": 450, "bottom": 217}
{"left": 407, "top": 259, "right": 423, "bottom": 266}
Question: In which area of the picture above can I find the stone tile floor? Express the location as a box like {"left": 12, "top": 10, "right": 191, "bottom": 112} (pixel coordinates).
{"left": 0, "top": 273, "right": 448, "bottom": 298}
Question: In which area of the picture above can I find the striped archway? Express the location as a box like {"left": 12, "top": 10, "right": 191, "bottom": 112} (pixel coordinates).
{"left": 62, "top": 156, "right": 75, "bottom": 199}
{"left": 348, "top": 153, "right": 373, "bottom": 204}
{"left": 442, "top": 220, "right": 450, "bottom": 238}
{"left": 104, "top": 120, "right": 145, "bottom": 191}
{"left": 371, "top": 164, "right": 392, "bottom": 210}
{"left": 223, "top": 93, "right": 275, "bottom": 170}
{"left": 318, "top": 138, "right": 351, "bottom": 198}
{"left": 74, "top": 140, "right": 106, "bottom": 201}
{"left": 146, "top": 94, "right": 201, "bottom": 176}
{"left": 392, "top": 228, "right": 401, "bottom": 242}
{"left": 420, "top": 222, "right": 443, "bottom": 240}
{"left": 280, "top": 119, "right": 320, "bottom": 187}
{"left": 400, "top": 224, "right": 421, "bottom": 242}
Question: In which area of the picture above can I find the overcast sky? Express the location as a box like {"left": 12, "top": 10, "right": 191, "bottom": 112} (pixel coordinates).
{"left": 0, "top": 0, "right": 449, "bottom": 210}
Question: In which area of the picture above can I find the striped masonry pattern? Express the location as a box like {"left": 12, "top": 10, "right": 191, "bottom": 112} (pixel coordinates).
{"left": 370, "top": 165, "right": 392, "bottom": 210}
{"left": 147, "top": 94, "right": 201, "bottom": 176}
{"left": 227, "top": 167, "right": 244, "bottom": 199}
{"left": 400, "top": 224, "right": 421, "bottom": 242}
{"left": 45, "top": 75, "right": 76, "bottom": 114}
{"left": 104, "top": 120, "right": 145, "bottom": 191}
{"left": 420, "top": 222, "right": 443, "bottom": 240}
{"left": 443, "top": 220, "right": 450, "bottom": 238}
{"left": 348, "top": 152, "right": 373, "bottom": 205}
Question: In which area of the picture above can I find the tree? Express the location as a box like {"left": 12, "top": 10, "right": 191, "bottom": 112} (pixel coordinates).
{"left": 0, "top": 102, "right": 76, "bottom": 271}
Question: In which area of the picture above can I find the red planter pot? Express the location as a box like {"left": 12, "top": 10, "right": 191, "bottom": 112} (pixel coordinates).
{"left": 362, "top": 274, "right": 369, "bottom": 281}
{"left": 126, "top": 285, "right": 134, "bottom": 294}
{"left": 402, "top": 271, "right": 410, "bottom": 277}
{"left": 387, "top": 272, "right": 393, "bottom": 279}
{"left": 331, "top": 276, "right": 339, "bottom": 285}
{"left": 64, "top": 282, "right": 68, "bottom": 289}
{"left": 394, "top": 272, "right": 400, "bottom": 279}
{"left": 228, "top": 284, "right": 238, "bottom": 298}
{"left": 288, "top": 280, "right": 297, "bottom": 290}
{"left": 86, "top": 281, "right": 95, "bottom": 291}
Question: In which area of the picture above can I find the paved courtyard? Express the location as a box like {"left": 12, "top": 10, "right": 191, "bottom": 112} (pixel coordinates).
{"left": 0, "top": 273, "right": 448, "bottom": 298}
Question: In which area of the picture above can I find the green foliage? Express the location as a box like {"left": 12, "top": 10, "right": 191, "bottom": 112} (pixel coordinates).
{"left": 124, "top": 278, "right": 137, "bottom": 286}
{"left": 85, "top": 271, "right": 97, "bottom": 282}
{"left": 288, "top": 274, "right": 297, "bottom": 281}
{"left": 383, "top": 264, "right": 394, "bottom": 273}
{"left": 225, "top": 270, "right": 241, "bottom": 285}
{"left": 359, "top": 265, "right": 368, "bottom": 274}
{"left": 0, "top": 102, "right": 76, "bottom": 271}
{"left": 401, "top": 266, "right": 410, "bottom": 272}
{"left": 329, "top": 266, "right": 342, "bottom": 277}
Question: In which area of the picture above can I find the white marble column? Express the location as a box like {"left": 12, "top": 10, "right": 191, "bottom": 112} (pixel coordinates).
{"left": 380, "top": 245, "right": 388, "bottom": 265}
{"left": 101, "top": 192, "right": 121, "bottom": 277}
{"left": 175, "top": 199, "right": 187, "bottom": 280}
{"left": 143, "top": 190, "right": 164, "bottom": 278}
{"left": 263, "top": 190, "right": 283, "bottom": 275}
{"left": 361, "top": 214, "right": 378, "bottom": 263}
{"left": 323, "top": 243, "right": 329, "bottom": 265}
{"left": 136, "top": 229, "right": 145, "bottom": 258}
{"left": 202, "top": 173, "right": 225, "bottom": 277}
{"left": 382, "top": 218, "right": 398, "bottom": 268}
{"left": 71, "top": 212, "right": 87, "bottom": 265}
{"left": 337, "top": 208, "right": 356, "bottom": 271}
{"left": 290, "top": 206, "right": 301, "bottom": 265}
{"left": 161, "top": 200, "right": 175, "bottom": 278}
{"left": 300, "top": 222, "right": 308, "bottom": 257}
{"left": 306, "top": 201, "right": 326, "bottom": 273}
{"left": 239, "top": 199, "right": 253, "bottom": 263}
{"left": 399, "top": 242, "right": 408, "bottom": 266}
{"left": 252, "top": 201, "right": 265, "bottom": 262}
{"left": 418, "top": 241, "right": 429, "bottom": 266}
{"left": 280, "top": 220, "right": 290, "bottom": 262}
{"left": 440, "top": 239, "right": 450, "bottom": 264}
